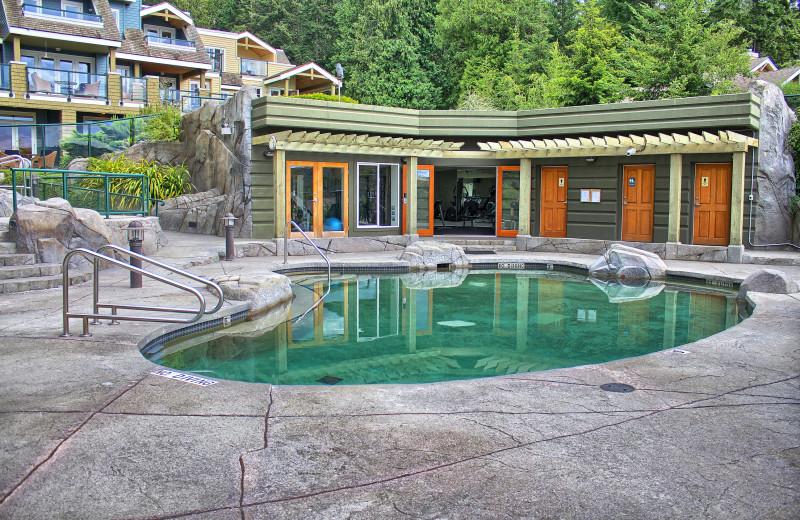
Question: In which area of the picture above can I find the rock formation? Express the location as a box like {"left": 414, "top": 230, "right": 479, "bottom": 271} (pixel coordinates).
{"left": 124, "top": 89, "right": 255, "bottom": 238}
{"left": 747, "top": 80, "right": 797, "bottom": 246}
{"left": 588, "top": 244, "right": 668, "bottom": 280}
{"left": 10, "top": 197, "right": 164, "bottom": 267}
{"left": 400, "top": 241, "right": 469, "bottom": 270}
{"left": 738, "top": 268, "right": 799, "bottom": 298}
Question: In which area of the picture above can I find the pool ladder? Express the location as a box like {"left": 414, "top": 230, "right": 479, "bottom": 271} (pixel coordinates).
{"left": 284, "top": 220, "right": 331, "bottom": 323}
{"left": 61, "top": 245, "right": 224, "bottom": 337}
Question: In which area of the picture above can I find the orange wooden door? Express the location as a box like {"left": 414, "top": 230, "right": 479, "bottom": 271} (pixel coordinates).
{"left": 402, "top": 165, "right": 434, "bottom": 236}
{"left": 621, "top": 164, "right": 655, "bottom": 242}
{"left": 540, "top": 166, "right": 568, "bottom": 237}
{"left": 693, "top": 163, "right": 731, "bottom": 246}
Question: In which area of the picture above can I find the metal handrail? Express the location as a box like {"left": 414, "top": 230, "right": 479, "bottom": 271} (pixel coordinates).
{"left": 97, "top": 244, "right": 224, "bottom": 315}
{"left": 61, "top": 248, "right": 220, "bottom": 337}
{"left": 284, "top": 221, "right": 332, "bottom": 323}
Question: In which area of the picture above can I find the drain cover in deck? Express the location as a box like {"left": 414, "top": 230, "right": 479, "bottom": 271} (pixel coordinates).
{"left": 317, "top": 375, "right": 343, "bottom": 385}
{"left": 600, "top": 383, "right": 635, "bottom": 393}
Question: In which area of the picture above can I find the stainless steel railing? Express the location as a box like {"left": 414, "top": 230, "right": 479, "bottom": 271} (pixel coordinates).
{"left": 61, "top": 247, "right": 224, "bottom": 337}
{"left": 284, "top": 221, "right": 331, "bottom": 323}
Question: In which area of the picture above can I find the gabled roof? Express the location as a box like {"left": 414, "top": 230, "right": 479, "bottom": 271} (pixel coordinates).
{"left": 749, "top": 55, "right": 778, "bottom": 73}
{"left": 236, "top": 31, "right": 277, "bottom": 56}
{"left": 758, "top": 66, "right": 800, "bottom": 86}
{"left": 264, "top": 63, "right": 342, "bottom": 87}
{"left": 141, "top": 2, "right": 194, "bottom": 28}
{"left": 0, "top": 0, "right": 121, "bottom": 44}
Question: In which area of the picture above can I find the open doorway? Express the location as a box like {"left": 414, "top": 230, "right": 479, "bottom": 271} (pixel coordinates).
{"left": 433, "top": 166, "right": 497, "bottom": 235}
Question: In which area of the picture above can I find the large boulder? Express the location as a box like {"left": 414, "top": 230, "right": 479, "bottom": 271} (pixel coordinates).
{"left": 11, "top": 198, "right": 164, "bottom": 267}
{"left": 400, "top": 241, "right": 469, "bottom": 270}
{"left": 738, "top": 268, "right": 799, "bottom": 298}
{"left": 157, "top": 188, "right": 227, "bottom": 234}
{"left": 747, "top": 80, "right": 797, "bottom": 245}
{"left": 0, "top": 188, "right": 37, "bottom": 217}
{"left": 589, "top": 244, "right": 667, "bottom": 280}
{"left": 213, "top": 273, "right": 293, "bottom": 318}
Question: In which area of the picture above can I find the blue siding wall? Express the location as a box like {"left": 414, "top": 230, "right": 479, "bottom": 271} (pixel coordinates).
{"left": 111, "top": 0, "right": 142, "bottom": 33}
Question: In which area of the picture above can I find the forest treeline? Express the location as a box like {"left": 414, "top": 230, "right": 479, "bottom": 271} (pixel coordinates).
{"left": 173, "top": 0, "right": 800, "bottom": 110}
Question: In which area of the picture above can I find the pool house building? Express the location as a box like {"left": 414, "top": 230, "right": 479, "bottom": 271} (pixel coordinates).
{"left": 251, "top": 93, "right": 761, "bottom": 261}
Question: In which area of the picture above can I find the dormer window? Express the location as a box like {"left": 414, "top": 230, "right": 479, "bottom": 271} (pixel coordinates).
{"left": 21, "top": 0, "right": 102, "bottom": 24}
{"left": 63, "top": 0, "right": 85, "bottom": 19}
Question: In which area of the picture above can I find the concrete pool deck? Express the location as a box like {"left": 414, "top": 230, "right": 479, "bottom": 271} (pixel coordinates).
{"left": 0, "top": 232, "right": 798, "bottom": 519}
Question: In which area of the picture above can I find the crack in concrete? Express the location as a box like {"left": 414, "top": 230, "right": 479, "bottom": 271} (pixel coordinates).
{"left": 232, "top": 373, "right": 800, "bottom": 509}
{"left": 237, "top": 386, "right": 273, "bottom": 520}
{"left": 0, "top": 375, "right": 148, "bottom": 506}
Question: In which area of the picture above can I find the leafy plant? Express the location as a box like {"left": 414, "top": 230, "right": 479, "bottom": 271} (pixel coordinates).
{"left": 292, "top": 93, "right": 359, "bottom": 104}
{"left": 138, "top": 104, "right": 182, "bottom": 142}
{"left": 85, "top": 155, "right": 193, "bottom": 210}
{"left": 791, "top": 195, "right": 800, "bottom": 219}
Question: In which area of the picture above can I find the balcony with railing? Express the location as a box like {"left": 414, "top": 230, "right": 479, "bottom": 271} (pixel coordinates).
{"left": 27, "top": 67, "right": 107, "bottom": 100}
{"left": 146, "top": 34, "right": 196, "bottom": 50}
{"left": 121, "top": 76, "right": 147, "bottom": 102}
{"left": 22, "top": 3, "right": 102, "bottom": 24}
{"left": 161, "top": 89, "right": 231, "bottom": 112}
{"left": 240, "top": 58, "right": 268, "bottom": 77}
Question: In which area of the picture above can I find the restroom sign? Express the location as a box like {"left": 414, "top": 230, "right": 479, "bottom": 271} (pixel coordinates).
{"left": 701, "top": 176, "right": 709, "bottom": 187}
{"left": 558, "top": 177, "right": 565, "bottom": 187}
{"left": 628, "top": 177, "right": 636, "bottom": 187}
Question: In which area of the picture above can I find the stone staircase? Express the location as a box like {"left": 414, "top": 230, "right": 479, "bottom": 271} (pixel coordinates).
{"left": 0, "top": 218, "right": 90, "bottom": 294}
{"left": 429, "top": 237, "right": 517, "bottom": 253}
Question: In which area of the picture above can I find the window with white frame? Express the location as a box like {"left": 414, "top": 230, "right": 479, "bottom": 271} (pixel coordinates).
{"left": 357, "top": 162, "right": 399, "bottom": 227}
{"left": 0, "top": 111, "right": 36, "bottom": 155}
{"left": 62, "top": 0, "right": 84, "bottom": 19}
{"left": 144, "top": 24, "right": 175, "bottom": 40}
{"left": 207, "top": 48, "right": 224, "bottom": 72}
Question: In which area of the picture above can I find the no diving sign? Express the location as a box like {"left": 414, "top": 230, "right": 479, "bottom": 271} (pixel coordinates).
{"left": 150, "top": 368, "right": 217, "bottom": 387}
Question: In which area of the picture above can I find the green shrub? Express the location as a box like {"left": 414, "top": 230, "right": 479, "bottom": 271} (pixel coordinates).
{"left": 87, "top": 155, "right": 193, "bottom": 210}
{"left": 292, "top": 93, "right": 359, "bottom": 104}
{"left": 138, "top": 104, "right": 182, "bottom": 142}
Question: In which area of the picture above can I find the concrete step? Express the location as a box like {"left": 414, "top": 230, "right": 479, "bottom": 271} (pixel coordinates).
{"left": 462, "top": 245, "right": 516, "bottom": 252}
{"left": 0, "top": 271, "right": 91, "bottom": 294}
{"left": 0, "top": 253, "right": 35, "bottom": 266}
{"left": 0, "top": 263, "right": 62, "bottom": 280}
{"left": 742, "top": 251, "right": 800, "bottom": 267}
{"left": 0, "top": 242, "right": 16, "bottom": 254}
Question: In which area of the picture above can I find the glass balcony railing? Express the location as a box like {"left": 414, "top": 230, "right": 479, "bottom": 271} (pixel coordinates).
{"left": 22, "top": 3, "right": 102, "bottom": 23}
{"left": 160, "top": 89, "right": 231, "bottom": 112}
{"left": 240, "top": 59, "right": 268, "bottom": 77}
{"left": 121, "top": 76, "right": 147, "bottom": 101}
{"left": 0, "top": 64, "right": 10, "bottom": 91}
{"left": 27, "top": 67, "right": 107, "bottom": 99}
{"left": 146, "top": 35, "right": 195, "bottom": 49}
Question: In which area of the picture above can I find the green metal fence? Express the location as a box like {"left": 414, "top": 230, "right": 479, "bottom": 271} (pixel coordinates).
{"left": 0, "top": 115, "right": 155, "bottom": 171}
{"left": 10, "top": 168, "right": 162, "bottom": 217}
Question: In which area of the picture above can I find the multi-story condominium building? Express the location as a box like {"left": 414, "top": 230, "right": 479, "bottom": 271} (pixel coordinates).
{"left": 0, "top": 1, "right": 338, "bottom": 164}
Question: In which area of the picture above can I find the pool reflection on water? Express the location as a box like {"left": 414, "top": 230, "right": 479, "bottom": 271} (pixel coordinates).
{"left": 149, "top": 271, "right": 747, "bottom": 385}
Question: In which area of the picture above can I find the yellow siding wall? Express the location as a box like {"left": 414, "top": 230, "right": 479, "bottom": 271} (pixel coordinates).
{"left": 198, "top": 34, "right": 239, "bottom": 74}
{"left": 267, "top": 63, "right": 294, "bottom": 77}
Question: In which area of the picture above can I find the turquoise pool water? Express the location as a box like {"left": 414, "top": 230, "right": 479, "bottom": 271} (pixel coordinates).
{"left": 147, "top": 271, "right": 746, "bottom": 385}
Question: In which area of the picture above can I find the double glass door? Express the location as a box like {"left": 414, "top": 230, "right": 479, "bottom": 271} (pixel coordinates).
{"left": 287, "top": 161, "right": 348, "bottom": 237}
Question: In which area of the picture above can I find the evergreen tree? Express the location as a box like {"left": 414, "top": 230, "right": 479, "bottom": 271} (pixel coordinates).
{"left": 563, "top": 0, "right": 630, "bottom": 105}
{"left": 334, "top": 0, "right": 442, "bottom": 109}
{"left": 599, "top": 0, "right": 655, "bottom": 36}
{"left": 630, "top": 0, "right": 749, "bottom": 99}
{"left": 547, "top": 0, "right": 580, "bottom": 47}
{"left": 710, "top": 0, "right": 800, "bottom": 67}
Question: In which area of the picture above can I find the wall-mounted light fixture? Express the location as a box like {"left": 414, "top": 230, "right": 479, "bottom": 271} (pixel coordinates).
{"left": 585, "top": 156, "right": 597, "bottom": 163}
{"left": 220, "top": 123, "right": 232, "bottom": 135}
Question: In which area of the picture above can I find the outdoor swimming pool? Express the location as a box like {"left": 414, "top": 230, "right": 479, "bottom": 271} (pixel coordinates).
{"left": 144, "top": 270, "right": 748, "bottom": 385}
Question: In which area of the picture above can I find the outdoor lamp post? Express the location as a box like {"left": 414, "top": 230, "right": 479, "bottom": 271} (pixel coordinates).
{"left": 222, "top": 213, "right": 237, "bottom": 261}
{"left": 126, "top": 220, "right": 144, "bottom": 288}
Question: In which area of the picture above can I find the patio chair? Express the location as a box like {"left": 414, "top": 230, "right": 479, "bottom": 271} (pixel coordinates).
{"left": 29, "top": 72, "right": 52, "bottom": 93}
{"left": 44, "top": 151, "right": 57, "bottom": 169}
{"left": 32, "top": 155, "right": 43, "bottom": 168}
{"left": 77, "top": 80, "right": 101, "bottom": 97}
